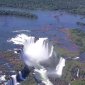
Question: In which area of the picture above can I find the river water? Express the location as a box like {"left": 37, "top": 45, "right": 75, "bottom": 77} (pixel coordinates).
{"left": 0, "top": 10, "right": 85, "bottom": 51}
{"left": 0, "top": 10, "right": 85, "bottom": 84}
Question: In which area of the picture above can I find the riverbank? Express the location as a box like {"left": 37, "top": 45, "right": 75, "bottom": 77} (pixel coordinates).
{"left": 0, "top": 0, "right": 85, "bottom": 15}
{"left": 0, "top": 7, "right": 37, "bottom": 19}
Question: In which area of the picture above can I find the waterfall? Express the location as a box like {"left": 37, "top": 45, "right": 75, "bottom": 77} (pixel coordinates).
{"left": 8, "top": 33, "right": 66, "bottom": 85}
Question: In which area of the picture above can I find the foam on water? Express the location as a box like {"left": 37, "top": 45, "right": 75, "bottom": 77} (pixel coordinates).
{"left": 72, "top": 57, "right": 79, "bottom": 60}
{"left": 7, "top": 34, "right": 29, "bottom": 45}
{"left": 12, "top": 30, "right": 30, "bottom": 33}
{"left": 34, "top": 68, "right": 53, "bottom": 85}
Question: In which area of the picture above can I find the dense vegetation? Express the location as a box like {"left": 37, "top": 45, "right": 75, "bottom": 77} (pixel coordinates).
{"left": 63, "top": 60, "right": 85, "bottom": 84}
{"left": 70, "top": 29, "right": 85, "bottom": 53}
{"left": 1, "top": 50, "right": 85, "bottom": 85}
{"left": 0, "top": 8, "right": 37, "bottom": 19}
{"left": 63, "top": 29, "right": 85, "bottom": 85}
{"left": 53, "top": 29, "right": 85, "bottom": 85}
{"left": 71, "top": 80, "right": 85, "bottom": 85}
{"left": 0, "top": 0, "right": 85, "bottom": 15}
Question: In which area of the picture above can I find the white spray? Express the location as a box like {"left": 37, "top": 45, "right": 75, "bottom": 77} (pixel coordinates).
{"left": 8, "top": 33, "right": 66, "bottom": 85}
{"left": 22, "top": 37, "right": 53, "bottom": 67}
{"left": 8, "top": 34, "right": 53, "bottom": 85}
{"left": 22, "top": 37, "right": 54, "bottom": 85}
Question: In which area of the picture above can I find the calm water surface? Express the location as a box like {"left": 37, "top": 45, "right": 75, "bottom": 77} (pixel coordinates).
{"left": 0, "top": 10, "right": 85, "bottom": 50}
